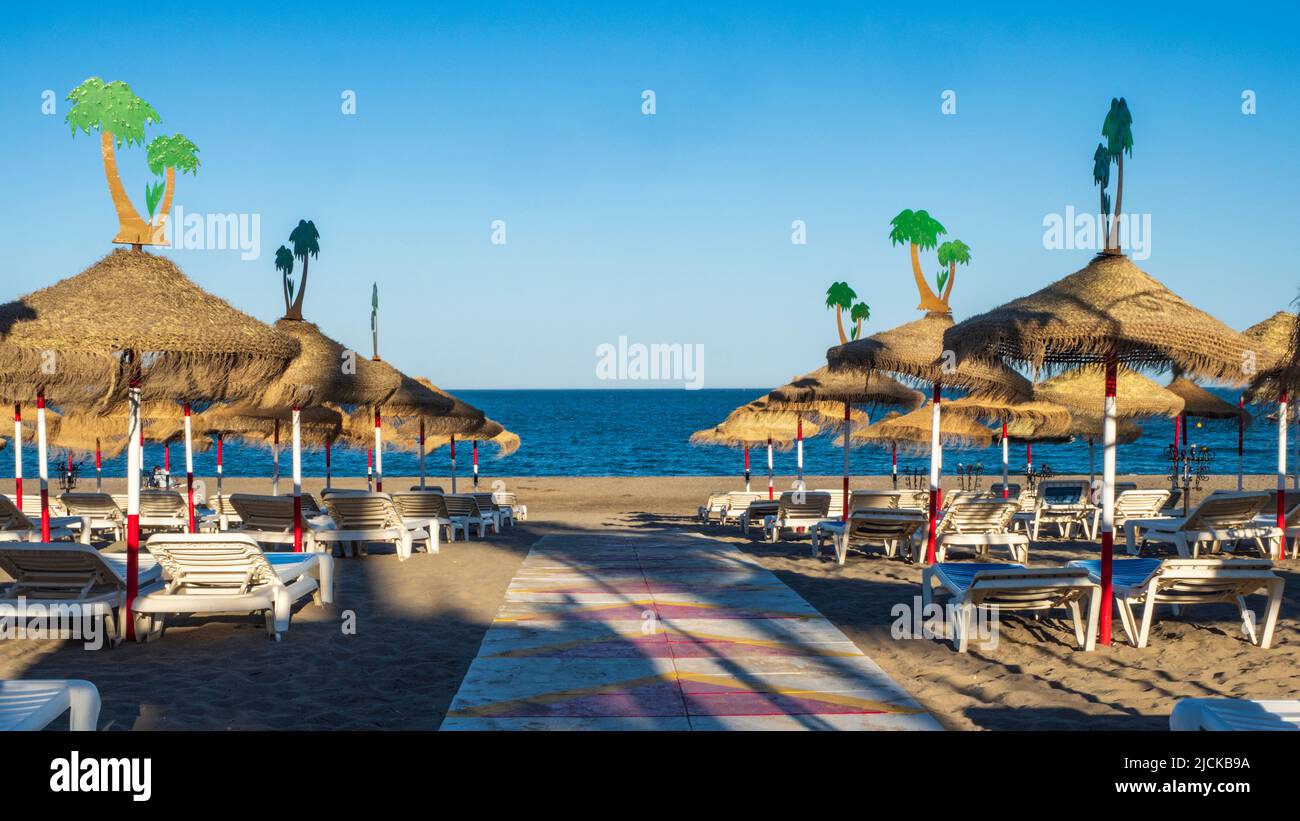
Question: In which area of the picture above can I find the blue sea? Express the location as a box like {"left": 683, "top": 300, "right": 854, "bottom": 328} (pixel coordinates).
{"left": 1, "top": 388, "right": 1288, "bottom": 480}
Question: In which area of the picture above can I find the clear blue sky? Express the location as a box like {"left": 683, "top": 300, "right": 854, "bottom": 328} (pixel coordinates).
{"left": 2, "top": 1, "right": 1298, "bottom": 389}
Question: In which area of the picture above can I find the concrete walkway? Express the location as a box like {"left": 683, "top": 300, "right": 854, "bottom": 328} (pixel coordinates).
{"left": 441, "top": 530, "right": 941, "bottom": 730}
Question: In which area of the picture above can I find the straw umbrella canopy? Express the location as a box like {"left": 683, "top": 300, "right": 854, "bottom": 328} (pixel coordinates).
{"left": 1035, "top": 364, "right": 1185, "bottom": 419}
{"left": 944, "top": 397, "right": 1072, "bottom": 495}
{"left": 383, "top": 418, "right": 521, "bottom": 488}
{"left": 1003, "top": 414, "right": 1143, "bottom": 446}
{"left": 0, "top": 251, "right": 298, "bottom": 615}
{"left": 691, "top": 397, "right": 824, "bottom": 497}
{"left": 1242, "top": 311, "right": 1294, "bottom": 362}
{"left": 1165, "top": 377, "right": 1249, "bottom": 423}
{"left": 944, "top": 252, "right": 1264, "bottom": 646}
{"left": 843, "top": 405, "right": 995, "bottom": 452}
{"left": 261, "top": 319, "right": 404, "bottom": 409}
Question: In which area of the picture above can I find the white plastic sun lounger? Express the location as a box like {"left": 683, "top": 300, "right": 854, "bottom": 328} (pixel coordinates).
{"left": 393, "top": 491, "right": 460, "bottom": 549}
{"left": 1067, "top": 557, "right": 1284, "bottom": 649}
{"left": 134, "top": 533, "right": 331, "bottom": 641}
{"left": 1123, "top": 491, "right": 1279, "bottom": 559}
{"left": 441, "top": 494, "right": 495, "bottom": 539}
{"left": 715, "top": 492, "right": 762, "bottom": 526}
{"left": 1170, "top": 698, "right": 1300, "bottom": 731}
{"left": 925, "top": 499, "right": 1027, "bottom": 563}
{"left": 921, "top": 563, "right": 1100, "bottom": 653}
{"left": 813, "top": 509, "right": 927, "bottom": 565}
{"left": 227, "top": 494, "right": 331, "bottom": 552}
{"left": 492, "top": 490, "right": 527, "bottom": 522}
{"left": 762, "top": 491, "right": 832, "bottom": 543}
{"left": 0, "top": 679, "right": 101, "bottom": 731}
{"left": 0, "top": 542, "right": 163, "bottom": 647}
{"left": 0, "top": 494, "right": 79, "bottom": 543}
{"left": 317, "top": 492, "right": 430, "bottom": 560}
{"left": 1013, "top": 480, "right": 1093, "bottom": 540}
{"left": 472, "top": 492, "right": 513, "bottom": 529}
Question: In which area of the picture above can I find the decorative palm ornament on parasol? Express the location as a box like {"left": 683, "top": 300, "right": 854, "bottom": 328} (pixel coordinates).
{"left": 828, "top": 217, "right": 1030, "bottom": 561}
{"left": 942, "top": 98, "right": 1267, "bottom": 646}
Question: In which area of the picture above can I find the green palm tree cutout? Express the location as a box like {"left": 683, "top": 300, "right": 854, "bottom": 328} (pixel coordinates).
{"left": 275, "top": 246, "right": 296, "bottom": 317}
{"left": 935, "top": 239, "right": 971, "bottom": 305}
{"left": 1092, "top": 143, "right": 1112, "bottom": 248}
{"left": 848, "top": 301, "right": 870, "bottom": 340}
{"left": 283, "top": 220, "right": 320, "bottom": 320}
{"left": 65, "top": 78, "right": 199, "bottom": 249}
{"left": 825, "top": 281, "right": 858, "bottom": 344}
{"left": 371, "top": 283, "right": 380, "bottom": 360}
{"left": 1101, "top": 98, "right": 1133, "bottom": 252}
{"left": 889, "top": 209, "right": 949, "bottom": 313}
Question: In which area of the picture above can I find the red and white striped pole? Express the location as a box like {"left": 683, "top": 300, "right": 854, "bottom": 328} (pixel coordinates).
{"left": 125, "top": 378, "right": 142, "bottom": 641}
{"left": 292, "top": 406, "right": 303, "bottom": 552}
{"left": 36, "top": 391, "right": 50, "bottom": 541}
{"left": 1001, "top": 422, "right": 1009, "bottom": 498}
{"left": 13, "top": 404, "right": 22, "bottom": 509}
{"left": 184, "top": 402, "right": 195, "bottom": 532}
{"left": 473, "top": 440, "right": 480, "bottom": 490}
{"left": 743, "top": 445, "right": 750, "bottom": 493}
{"left": 1237, "top": 395, "right": 1245, "bottom": 492}
{"left": 216, "top": 434, "right": 224, "bottom": 503}
{"left": 163, "top": 443, "right": 171, "bottom": 488}
{"left": 1099, "top": 347, "right": 1119, "bottom": 646}
{"left": 1277, "top": 391, "right": 1288, "bottom": 532}
{"left": 418, "top": 419, "right": 426, "bottom": 490}
{"left": 925, "top": 382, "right": 942, "bottom": 564}
{"left": 1172, "top": 414, "right": 1182, "bottom": 491}
{"left": 271, "top": 419, "right": 281, "bottom": 496}
{"left": 373, "top": 406, "right": 384, "bottom": 493}
{"left": 795, "top": 417, "right": 804, "bottom": 485}
{"left": 766, "top": 437, "right": 773, "bottom": 500}
{"left": 450, "top": 435, "right": 458, "bottom": 494}
{"left": 324, "top": 439, "right": 332, "bottom": 490}
{"left": 366, "top": 448, "right": 373, "bottom": 491}
{"left": 891, "top": 443, "right": 897, "bottom": 489}
{"left": 1026, "top": 441, "right": 1032, "bottom": 475}
{"left": 95, "top": 439, "right": 102, "bottom": 492}
{"left": 841, "top": 401, "right": 851, "bottom": 521}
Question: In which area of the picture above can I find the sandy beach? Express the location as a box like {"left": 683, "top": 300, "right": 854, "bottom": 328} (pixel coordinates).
{"left": 3, "top": 473, "right": 1298, "bottom": 730}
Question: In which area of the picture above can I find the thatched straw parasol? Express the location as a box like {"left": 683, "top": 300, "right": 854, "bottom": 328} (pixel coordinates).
{"left": 0, "top": 250, "right": 299, "bottom": 586}
{"left": 1165, "top": 377, "right": 1249, "bottom": 422}
{"left": 1035, "top": 364, "right": 1184, "bottom": 419}
{"left": 691, "top": 397, "right": 824, "bottom": 497}
{"left": 262, "top": 319, "right": 404, "bottom": 409}
{"left": 828, "top": 312, "right": 1033, "bottom": 546}
{"left": 191, "top": 403, "right": 344, "bottom": 497}
{"left": 944, "top": 252, "right": 1265, "bottom": 645}
{"left": 1242, "top": 311, "right": 1294, "bottom": 361}
{"left": 844, "top": 404, "right": 994, "bottom": 453}
{"left": 403, "top": 419, "right": 520, "bottom": 488}
{"left": 766, "top": 366, "right": 925, "bottom": 516}
{"left": 943, "top": 397, "right": 1071, "bottom": 496}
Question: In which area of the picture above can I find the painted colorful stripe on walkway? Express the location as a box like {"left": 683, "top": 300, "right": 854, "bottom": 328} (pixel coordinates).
{"left": 441, "top": 531, "right": 941, "bottom": 730}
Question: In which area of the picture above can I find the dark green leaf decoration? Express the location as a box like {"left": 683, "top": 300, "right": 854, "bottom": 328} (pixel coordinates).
{"left": 275, "top": 245, "right": 295, "bottom": 299}
{"left": 824, "top": 281, "right": 857, "bottom": 310}
{"left": 289, "top": 219, "right": 320, "bottom": 262}
{"left": 848, "top": 301, "right": 870, "bottom": 339}
{"left": 889, "top": 208, "right": 947, "bottom": 250}
{"left": 935, "top": 269, "right": 949, "bottom": 294}
{"left": 936, "top": 239, "right": 972, "bottom": 267}
{"left": 1092, "top": 142, "right": 1111, "bottom": 192}
{"left": 371, "top": 283, "right": 380, "bottom": 332}
{"left": 1102, "top": 97, "right": 1134, "bottom": 158}
{"left": 146, "top": 133, "right": 201, "bottom": 176}
{"left": 66, "top": 77, "right": 161, "bottom": 148}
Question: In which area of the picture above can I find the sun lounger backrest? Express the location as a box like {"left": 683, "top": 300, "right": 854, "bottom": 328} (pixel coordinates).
{"left": 940, "top": 500, "right": 1015, "bottom": 534}
{"left": 59, "top": 492, "right": 125, "bottom": 521}
{"left": 19, "top": 494, "right": 67, "bottom": 518}
{"left": 410, "top": 485, "right": 446, "bottom": 493}
{"left": 145, "top": 534, "right": 276, "bottom": 589}
{"left": 471, "top": 493, "right": 502, "bottom": 513}
{"left": 494, "top": 491, "right": 520, "bottom": 508}
{"left": 849, "top": 491, "right": 900, "bottom": 512}
{"left": 0, "top": 543, "right": 121, "bottom": 597}
{"left": 777, "top": 491, "right": 830, "bottom": 518}
{"left": 323, "top": 493, "right": 403, "bottom": 531}
{"left": 139, "top": 490, "right": 185, "bottom": 517}
{"left": 1148, "top": 558, "right": 1278, "bottom": 603}
{"left": 895, "top": 490, "right": 930, "bottom": 511}
{"left": 0, "top": 495, "right": 36, "bottom": 532}
{"left": 989, "top": 483, "right": 1021, "bottom": 499}
{"left": 1185, "top": 492, "right": 1269, "bottom": 530}
{"left": 1114, "top": 489, "right": 1172, "bottom": 521}
{"left": 1038, "top": 480, "right": 1090, "bottom": 508}
{"left": 967, "top": 567, "right": 1092, "bottom": 606}
{"left": 443, "top": 495, "right": 485, "bottom": 519}
{"left": 228, "top": 494, "right": 297, "bottom": 531}
{"left": 848, "top": 509, "right": 925, "bottom": 538}
{"left": 393, "top": 491, "right": 450, "bottom": 520}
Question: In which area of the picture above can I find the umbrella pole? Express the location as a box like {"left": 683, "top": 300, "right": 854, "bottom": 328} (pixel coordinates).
{"left": 796, "top": 416, "right": 804, "bottom": 486}
{"left": 766, "top": 438, "right": 773, "bottom": 500}
{"left": 36, "top": 391, "right": 50, "bottom": 541}
{"left": 891, "top": 443, "right": 897, "bottom": 489}
{"left": 367, "top": 449, "right": 373, "bottom": 491}
{"left": 743, "top": 445, "right": 750, "bottom": 493}
{"left": 184, "top": 402, "right": 195, "bottom": 533}
{"left": 418, "top": 419, "right": 426, "bottom": 490}
{"left": 1000, "top": 423, "right": 1009, "bottom": 498}
{"left": 95, "top": 439, "right": 102, "bottom": 492}
{"left": 325, "top": 439, "right": 332, "bottom": 490}
{"left": 216, "top": 434, "right": 224, "bottom": 505}
{"left": 1099, "top": 348, "right": 1119, "bottom": 647}
{"left": 842, "top": 400, "right": 851, "bottom": 521}
{"left": 1026, "top": 442, "right": 1032, "bottom": 475}
{"left": 1293, "top": 414, "right": 1298, "bottom": 492}
{"left": 473, "top": 440, "right": 479, "bottom": 490}
{"left": 925, "top": 382, "right": 941, "bottom": 565}
{"left": 1278, "top": 391, "right": 1288, "bottom": 533}
{"left": 1171, "top": 414, "right": 1181, "bottom": 491}
{"left": 164, "top": 443, "right": 171, "bottom": 489}
{"left": 272, "top": 419, "right": 281, "bottom": 496}
{"left": 125, "top": 379, "right": 142, "bottom": 642}
{"left": 450, "top": 435, "right": 457, "bottom": 494}
{"left": 373, "top": 406, "right": 384, "bottom": 493}
{"left": 1089, "top": 439, "right": 1096, "bottom": 485}
{"left": 1237, "top": 395, "right": 1244, "bottom": 492}
{"left": 13, "top": 404, "right": 21, "bottom": 510}
{"left": 293, "top": 406, "right": 303, "bottom": 552}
